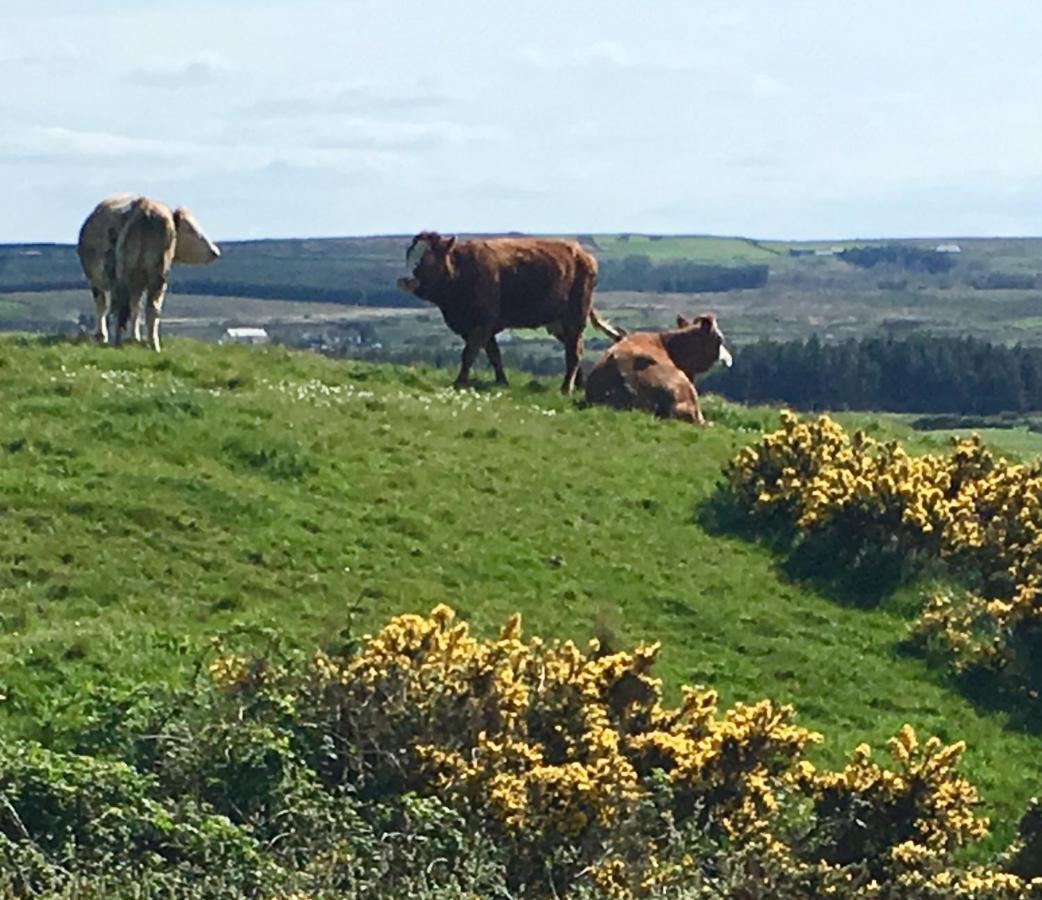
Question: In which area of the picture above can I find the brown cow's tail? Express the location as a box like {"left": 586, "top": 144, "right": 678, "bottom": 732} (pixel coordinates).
{"left": 578, "top": 249, "right": 626, "bottom": 343}
{"left": 589, "top": 307, "right": 626, "bottom": 343}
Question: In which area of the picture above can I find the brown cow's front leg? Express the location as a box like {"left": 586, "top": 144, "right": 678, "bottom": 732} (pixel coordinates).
{"left": 485, "top": 336, "right": 509, "bottom": 385}
{"left": 455, "top": 329, "right": 489, "bottom": 388}
{"left": 561, "top": 332, "right": 584, "bottom": 394}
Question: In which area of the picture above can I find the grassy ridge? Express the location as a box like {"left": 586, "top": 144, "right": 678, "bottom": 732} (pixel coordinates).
{"left": 0, "top": 336, "right": 1038, "bottom": 851}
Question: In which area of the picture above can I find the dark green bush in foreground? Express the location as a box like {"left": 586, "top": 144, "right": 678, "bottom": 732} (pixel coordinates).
{"left": 0, "top": 613, "right": 1039, "bottom": 899}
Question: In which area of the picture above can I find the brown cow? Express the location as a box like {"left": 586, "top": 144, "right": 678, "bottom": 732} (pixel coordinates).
{"left": 584, "top": 313, "right": 733, "bottom": 425}
{"left": 396, "top": 231, "right": 624, "bottom": 393}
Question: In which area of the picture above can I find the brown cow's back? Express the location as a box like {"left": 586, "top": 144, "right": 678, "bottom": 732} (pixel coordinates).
{"left": 451, "top": 237, "right": 596, "bottom": 330}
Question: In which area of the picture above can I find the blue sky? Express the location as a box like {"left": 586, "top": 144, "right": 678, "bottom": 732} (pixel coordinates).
{"left": 2, "top": 0, "right": 1040, "bottom": 242}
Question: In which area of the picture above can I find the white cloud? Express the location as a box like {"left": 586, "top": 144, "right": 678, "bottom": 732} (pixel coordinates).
{"left": 239, "top": 79, "right": 452, "bottom": 121}
{"left": 130, "top": 53, "right": 233, "bottom": 87}
{"left": 750, "top": 73, "right": 789, "bottom": 98}
{"left": 573, "top": 41, "right": 633, "bottom": 68}
{"left": 0, "top": 126, "right": 201, "bottom": 163}
{"left": 517, "top": 40, "right": 634, "bottom": 70}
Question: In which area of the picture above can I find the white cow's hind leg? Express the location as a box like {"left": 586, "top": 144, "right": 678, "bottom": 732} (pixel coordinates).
{"left": 92, "top": 288, "right": 109, "bottom": 343}
{"left": 145, "top": 283, "right": 167, "bottom": 352}
{"left": 132, "top": 298, "right": 144, "bottom": 343}
{"left": 112, "top": 289, "right": 138, "bottom": 347}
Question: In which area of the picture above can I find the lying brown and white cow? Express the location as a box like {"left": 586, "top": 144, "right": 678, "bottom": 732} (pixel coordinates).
{"left": 77, "top": 194, "right": 220, "bottom": 350}
{"left": 396, "top": 231, "right": 624, "bottom": 393}
{"left": 584, "top": 313, "right": 733, "bottom": 425}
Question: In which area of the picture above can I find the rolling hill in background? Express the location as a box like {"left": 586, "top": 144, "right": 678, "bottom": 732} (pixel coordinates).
{"left": 3, "top": 232, "right": 1042, "bottom": 348}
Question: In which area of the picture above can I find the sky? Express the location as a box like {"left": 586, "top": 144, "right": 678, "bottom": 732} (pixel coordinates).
{"left": 2, "top": 0, "right": 1041, "bottom": 243}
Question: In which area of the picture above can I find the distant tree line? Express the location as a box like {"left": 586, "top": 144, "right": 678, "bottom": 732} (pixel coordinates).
{"left": 837, "top": 245, "right": 956, "bottom": 275}
{"left": 969, "top": 272, "right": 1038, "bottom": 290}
{"left": 0, "top": 279, "right": 85, "bottom": 293}
{"left": 702, "top": 334, "right": 1042, "bottom": 415}
{"left": 164, "top": 278, "right": 423, "bottom": 307}
{"left": 597, "top": 255, "right": 769, "bottom": 293}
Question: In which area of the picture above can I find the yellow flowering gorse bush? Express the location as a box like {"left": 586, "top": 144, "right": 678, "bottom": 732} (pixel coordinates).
{"left": 726, "top": 411, "right": 1042, "bottom": 680}
{"left": 200, "top": 604, "right": 1042, "bottom": 897}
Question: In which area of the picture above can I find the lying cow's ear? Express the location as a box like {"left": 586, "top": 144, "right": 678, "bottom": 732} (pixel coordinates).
{"left": 676, "top": 315, "right": 690, "bottom": 328}
{"left": 172, "top": 209, "right": 183, "bottom": 228}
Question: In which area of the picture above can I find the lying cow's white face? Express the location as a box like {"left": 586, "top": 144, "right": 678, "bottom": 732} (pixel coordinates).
{"left": 172, "top": 207, "right": 220, "bottom": 265}
{"left": 674, "top": 313, "right": 734, "bottom": 375}
{"left": 714, "top": 322, "right": 733, "bottom": 367}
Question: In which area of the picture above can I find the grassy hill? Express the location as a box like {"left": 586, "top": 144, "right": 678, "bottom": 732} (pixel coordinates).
{"left": 0, "top": 335, "right": 1039, "bottom": 855}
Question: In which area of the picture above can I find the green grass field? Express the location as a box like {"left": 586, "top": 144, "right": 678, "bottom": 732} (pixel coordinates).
{"left": 0, "top": 299, "right": 31, "bottom": 319}
{"left": 589, "top": 234, "right": 781, "bottom": 263}
{"left": 914, "top": 426, "right": 1042, "bottom": 459}
{"left": 0, "top": 335, "right": 1039, "bottom": 854}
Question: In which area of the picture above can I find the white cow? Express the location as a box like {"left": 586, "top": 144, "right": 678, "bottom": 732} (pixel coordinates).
{"left": 77, "top": 194, "right": 220, "bottom": 350}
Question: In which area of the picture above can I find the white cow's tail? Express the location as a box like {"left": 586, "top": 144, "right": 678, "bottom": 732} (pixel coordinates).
{"left": 590, "top": 307, "right": 626, "bottom": 343}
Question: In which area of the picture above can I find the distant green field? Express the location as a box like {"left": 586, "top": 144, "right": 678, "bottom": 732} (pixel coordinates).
{"left": 915, "top": 426, "right": 1042, "bottom": 459}
{"left": 590, "top": 234, "right": 781, "bottom": 263}
{"left": 0, "top": 336, "right": 1038, "bottom": 855}
{"left": 0, "top": 298, "right": 28, "bottom": 317}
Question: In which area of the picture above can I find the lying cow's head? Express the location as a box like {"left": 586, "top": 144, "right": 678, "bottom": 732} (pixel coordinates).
{"left": 669, "top": 313, "right": 733, "bottom": 377}
{"left": 172, "top": 207, "right": 220, "bottom": 264}
{"left": 397, "top": 231, "right": 457, "bottom": 294}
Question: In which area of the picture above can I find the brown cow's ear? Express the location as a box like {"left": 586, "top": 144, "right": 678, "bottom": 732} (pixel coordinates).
{"left": 698, "top": 316, "right": 713, "bottom": 332}
{"left": 443, "top": 235, "right": 457, "bottom": 254}
{"left": 676, "top": 315, "right": 690, "bottom": 328}
{"left": 173, "top": 209, "right": 183, "bottom": 228}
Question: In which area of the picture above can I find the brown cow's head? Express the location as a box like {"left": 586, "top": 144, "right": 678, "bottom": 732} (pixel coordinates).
{"left": 667, "top": 313, "right": 733, "bottom": 378}
{"left": 397, "top": 231, "right": 457, "bottom": 294}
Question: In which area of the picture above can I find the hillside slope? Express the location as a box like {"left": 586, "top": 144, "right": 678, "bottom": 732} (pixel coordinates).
{"left": 0, "top": 335, "right": 1038, "bottom": 848}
